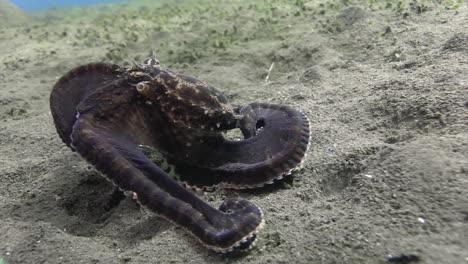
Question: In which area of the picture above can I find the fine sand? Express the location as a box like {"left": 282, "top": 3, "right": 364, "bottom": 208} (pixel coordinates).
{"left": 0, "top": 0, "right": 467, "bottom": 263}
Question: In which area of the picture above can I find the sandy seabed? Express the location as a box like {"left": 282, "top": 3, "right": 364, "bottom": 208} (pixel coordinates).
{"left": 0, "top": 0, "right": 467, "bottom": 263}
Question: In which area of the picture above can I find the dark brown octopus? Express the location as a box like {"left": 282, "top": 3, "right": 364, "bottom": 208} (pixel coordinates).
{"left": 49, "top": 57, "right": 310, "bottom": 253}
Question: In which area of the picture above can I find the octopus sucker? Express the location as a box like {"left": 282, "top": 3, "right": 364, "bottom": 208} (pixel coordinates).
{"left": 50, "top": 57, "right": 310, "bottom": 253}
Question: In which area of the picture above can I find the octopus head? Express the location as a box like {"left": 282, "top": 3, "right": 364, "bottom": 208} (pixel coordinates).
{"left": 136, "top": 71, "right": 241, "bottom": 132}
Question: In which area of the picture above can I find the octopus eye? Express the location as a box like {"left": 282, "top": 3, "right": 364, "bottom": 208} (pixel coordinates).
{"left": 136, "top": 82, "right": 149, "bottom": 92}
{"left": 143, "top": 57, "right": 160, "bottom": 66}
{"left": 136, "top": 82, "right": 153, "bottom": 99}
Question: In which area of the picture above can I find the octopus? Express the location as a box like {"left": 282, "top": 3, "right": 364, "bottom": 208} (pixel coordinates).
{"left": 49, "top": 57, "right": 310, "bottom": 253}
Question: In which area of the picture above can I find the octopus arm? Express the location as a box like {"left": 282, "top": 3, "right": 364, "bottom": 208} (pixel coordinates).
{"left": 70, "top": 117, "right": 263, "bottom": 252}
{"left": 170, "top": 103, "right": 311, "bottom": 189}
{"left": 50, "top": 63, "right": 125, "bottom": 148}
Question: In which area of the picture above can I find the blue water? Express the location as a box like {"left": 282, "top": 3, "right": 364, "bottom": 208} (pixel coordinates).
{"left": 11, "top": 0, "right": 128, "bottom": 11}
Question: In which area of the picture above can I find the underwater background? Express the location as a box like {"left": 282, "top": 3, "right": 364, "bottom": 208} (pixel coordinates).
{"left": 11, "top": 0, "right": 127, "bottom": 11}
{"left": 0, "top": 0, "right": 467, "bottom": 263}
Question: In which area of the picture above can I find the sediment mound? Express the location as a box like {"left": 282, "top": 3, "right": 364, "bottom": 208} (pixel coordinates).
{"left": 0, "top": 0, "right": 29, "bottom": 26}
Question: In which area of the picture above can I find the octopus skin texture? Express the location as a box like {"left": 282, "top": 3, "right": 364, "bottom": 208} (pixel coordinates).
{"left": 49, "top": 57, "right": 310, "bottom": 252}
